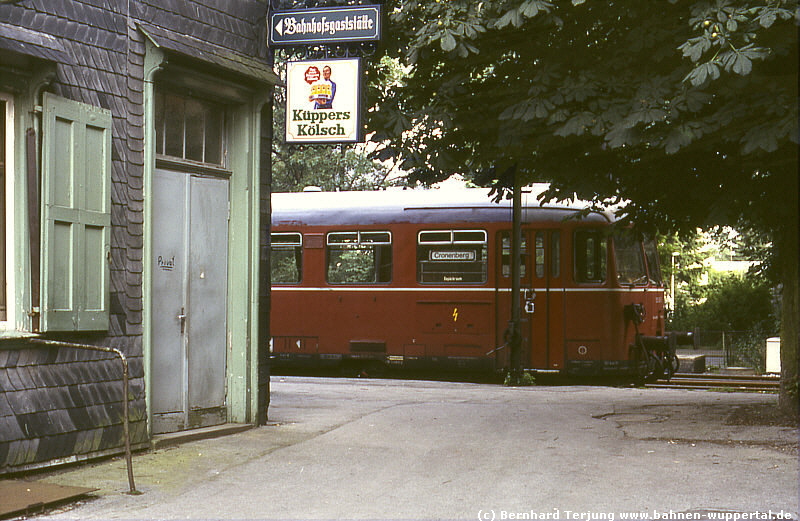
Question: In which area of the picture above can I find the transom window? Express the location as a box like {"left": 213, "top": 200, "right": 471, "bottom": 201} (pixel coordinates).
{"left": 417, "top": 229, "right": 487, "bottom": 284}
{"left": 327, "top": 231, "right": 392, "bottom": 284}
{"left": 154, "top": 91, "right": 225, "bottom": 166}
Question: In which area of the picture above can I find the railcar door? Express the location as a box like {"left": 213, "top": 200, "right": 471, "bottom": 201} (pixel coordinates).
{"left": 496, "top": 230, "right": 564, "bottom": 371}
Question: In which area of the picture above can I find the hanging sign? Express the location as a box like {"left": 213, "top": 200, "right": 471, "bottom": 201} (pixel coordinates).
{"left": 269, "top": 5, "right": 382, "bottom": 46}
{"left": 285, "top": 58, "right": 362, "bottom": 144}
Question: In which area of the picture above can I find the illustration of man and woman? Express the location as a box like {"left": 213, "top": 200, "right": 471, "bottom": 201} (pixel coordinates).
{"left": 309, "top": 65, "right": 336, "bottom": 109}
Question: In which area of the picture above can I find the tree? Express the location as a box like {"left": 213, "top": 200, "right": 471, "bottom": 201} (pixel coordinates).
{"left": 370, "top": 0, "right": 798, "bottom": 413}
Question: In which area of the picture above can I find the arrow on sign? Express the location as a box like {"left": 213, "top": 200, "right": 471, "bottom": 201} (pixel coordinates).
{"left": 275, "top": 19, "right": 284, "bottom": 36}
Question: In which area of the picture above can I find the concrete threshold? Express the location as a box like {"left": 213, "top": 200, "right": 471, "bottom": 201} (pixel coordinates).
{"left": 151, "top": 423, "right": 253, "bottom": 450}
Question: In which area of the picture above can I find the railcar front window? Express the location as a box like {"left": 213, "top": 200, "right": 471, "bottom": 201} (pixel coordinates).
{"left": 574, "top": 231, "right": 607, "bottom": 283}
{"left": 643, "top": 240, "right": 663, "bottom": 285}
{"left": 614, "top": 234, "right": 648, "bottom": 285}
{"left": 271, "top": 233, "right": 303, "bottom": 284}
{"left": 327, "top": 231, "right": 392, "bottom": 284}
{"left": 418, "top": 230, "right": 487, "bottom": 284}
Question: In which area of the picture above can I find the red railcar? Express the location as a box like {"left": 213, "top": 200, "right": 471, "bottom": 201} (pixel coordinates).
{"left": 270, "top": 187, "right": 677, "bottom": 379}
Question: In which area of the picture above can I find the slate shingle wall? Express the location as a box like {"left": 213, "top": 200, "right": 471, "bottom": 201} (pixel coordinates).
{"left": 0, "top": 0, "right": 269, "bottom": 474}
{"left": 0, "top": 345, "right": 148, "bottom": 471}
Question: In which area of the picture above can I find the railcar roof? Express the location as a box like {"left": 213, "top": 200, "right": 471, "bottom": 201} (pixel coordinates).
{"left": 271, "top": 187, "right": 614, "bottom": 227}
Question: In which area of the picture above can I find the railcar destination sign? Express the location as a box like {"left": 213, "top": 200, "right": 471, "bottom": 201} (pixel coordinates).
{"left": 269, "top": 5, "right": 381, "bottom": 46}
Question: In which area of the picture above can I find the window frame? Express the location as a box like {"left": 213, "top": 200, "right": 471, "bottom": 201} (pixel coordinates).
{"left": 271, "top": 232, "right": 303, "bottom": 285}
{"left": 500, "top": 232, "right": 528, "bottom": 279}
{"left": 154, "top": 89, "right": 229, "bottom": 174}
{"left": 417, "top": 229, "right": 488, "bottom": 285}
{"left": 326, "top": 230, "right": 393, "bottom": 285}
{"left": 574, "top": 229, "right": 608, "bottom": 284}
{"left": 643, "top": 240, "right": 663, "bottom": 285}
{"left": 613, "top": 233, "right": 649, "bottom": 286}
{"left": 0, "top": 93, "right": 14, "bottom": 330}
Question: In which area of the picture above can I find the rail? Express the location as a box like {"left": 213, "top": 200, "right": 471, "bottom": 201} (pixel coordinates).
{"left": 29, "top": 339, "right": 139, "bottom": 495}
{"left": 646, "top": 373, "right": 780, "bottom": 392}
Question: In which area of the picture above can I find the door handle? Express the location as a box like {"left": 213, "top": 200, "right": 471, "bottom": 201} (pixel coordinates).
{"left": 178, "top": 307, "right": 186, "bottom": 334}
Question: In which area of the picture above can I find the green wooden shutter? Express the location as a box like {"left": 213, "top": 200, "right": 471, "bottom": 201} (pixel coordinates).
{"left": 40, "top": 93, "right": 112, "bottom": 331}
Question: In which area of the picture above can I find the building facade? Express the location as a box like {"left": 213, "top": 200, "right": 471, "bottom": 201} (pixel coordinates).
{"left": 0, "top": 0, "right": 274, "bottom": 473}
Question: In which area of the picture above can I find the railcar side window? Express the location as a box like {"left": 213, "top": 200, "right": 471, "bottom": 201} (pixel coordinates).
{"left": 551, "top": 232, "right": 561, "bottom": 278}
{"left": 500, "top": 233, "right": 527, "bottom": 278}
{"left": 271, "top": 233, "right": 303, "bottom": 284}
{"left": 643, "top": 240, "right": 663, "bottom": 285}
{"left": 535, "top": 232, "right": 546, "bottom": 278}
{"left": 418, "top": 230, "right": 487, "bottom": 284}
{"left": 327, "top": 231, "right": 392, "bottom": 284}
{"left": 614, "top": 234, "right": 647, "bottom": 285}
{"left": 574, "top": 230, "right": 607, "bottom": 283}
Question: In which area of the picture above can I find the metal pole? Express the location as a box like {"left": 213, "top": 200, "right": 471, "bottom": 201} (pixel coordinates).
{"left": 30, "top": 339, "right": 139, "bottom": 495}
{"left": 509, "top": 167, "right": 522, "bottom": 383}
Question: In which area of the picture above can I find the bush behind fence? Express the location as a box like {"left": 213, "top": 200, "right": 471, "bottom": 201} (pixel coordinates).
{"left": 688, "top": 330, "right": 770, "bottom": 372}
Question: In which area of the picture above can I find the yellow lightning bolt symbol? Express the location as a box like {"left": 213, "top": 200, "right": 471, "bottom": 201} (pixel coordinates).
{"left": 452, "top": 307, "right": 458, "bottom": 322}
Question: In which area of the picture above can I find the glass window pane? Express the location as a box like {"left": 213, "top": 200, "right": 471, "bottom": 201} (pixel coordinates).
{"left": 360, "top": 231, "right": 391, "bottom": 244}
{"left": 163, "top": 94, "right": 185, "bottom": 158}
{"left": 418, "top": 229, "right": 487, "bottom": 284}
{"left": 327, "top": 231, "right": 392, "bottom": 284}
{"left": 272, "top": 232, "right": 302, "bottom": 246}
{"left": 204, "top": 103, "right": 223, "bottom": 165}
{"left": 328, "top": 232, "right": 359, "bottom": 244}
{"left": 184, "top": 98, "right": 204, "bottom": 162}
{"left": 575, "top": 230, "right": 607, "bottom": 283}
{"left": 550, "top": 232, "right": 560, "bottom": 278}
{"left": 501, "top": 233, "right": 527, "bottom": 278}
{"left": 419, "top": 230, "right": 451, "bottom": 244}
{"left": 643, "top": 240, "right": 663, "bottom": 284}
{"left": 454, "top": 230, "right": 487, "bottom": 243}
{"left": 535, "top": 232, "right": 545, "bottom": 278}
{"left": 328, "top": 246, "right": 377, "bottom": 283}
{"left": 271, "top": 249, "right": 302, "bottom": 284}
{"left": 614, "top": 234, "right": 647, "bottom": 285}
{"left": 154, "top": 91, "right": 165, "bottom": 155}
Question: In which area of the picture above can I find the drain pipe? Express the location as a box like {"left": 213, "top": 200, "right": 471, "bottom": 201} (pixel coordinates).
{"left": 29, "top": 338, "right": 139, "bottom": 495}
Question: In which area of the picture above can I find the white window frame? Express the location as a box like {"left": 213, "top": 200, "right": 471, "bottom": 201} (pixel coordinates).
{"left": 1, "top": 92, "right": 16, "bottom": 332}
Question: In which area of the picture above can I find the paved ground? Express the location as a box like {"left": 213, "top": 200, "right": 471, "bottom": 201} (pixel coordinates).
{"left": 15, "top": 376, "right": 800, "bottom": 520}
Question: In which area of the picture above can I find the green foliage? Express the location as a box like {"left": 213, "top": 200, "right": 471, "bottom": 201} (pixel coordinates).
{"left": 271, "top": 250, "right": 301, "bottom": 284}
{"left": 676, "top": 271, "right": 778, "bottom": 333}
{"left": 504, "top": 371, "right": 536, "bottom": 386}
{"left": 327, "top": 247, "right": 377, "bottom": 284}
{"left": 372, "top": 0, "right": 798, "bottom": 252}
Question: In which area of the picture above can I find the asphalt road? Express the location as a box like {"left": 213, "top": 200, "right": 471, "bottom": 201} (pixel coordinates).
{"left": 27, "top": 376, "right": 799, "bottom": 520}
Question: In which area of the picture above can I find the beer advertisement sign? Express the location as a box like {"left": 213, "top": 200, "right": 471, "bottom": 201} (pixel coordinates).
{"left": 285, "top": 58, "right": 362, "bottom": 144}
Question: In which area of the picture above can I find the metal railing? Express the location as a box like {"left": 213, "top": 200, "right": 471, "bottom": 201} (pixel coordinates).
{"left": 29, "top": 338, "right": 139, "bottom": 495}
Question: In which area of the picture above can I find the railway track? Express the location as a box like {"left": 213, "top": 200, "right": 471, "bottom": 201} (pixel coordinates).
{"left": 647, "top": 373, "right": 780, "bottom": 392}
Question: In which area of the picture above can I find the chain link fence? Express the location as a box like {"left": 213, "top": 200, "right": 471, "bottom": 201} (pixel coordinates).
{"left": 682, "top": 330, "right": 769, "bottom": 372}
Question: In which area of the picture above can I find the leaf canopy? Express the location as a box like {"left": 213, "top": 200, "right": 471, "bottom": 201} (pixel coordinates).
{"left": 368, "top": 0, "right": 797, "bottom": 250}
